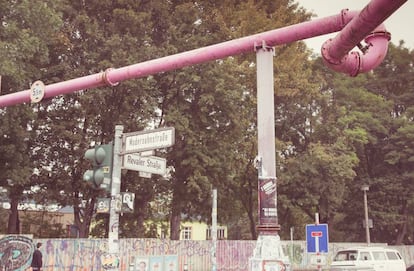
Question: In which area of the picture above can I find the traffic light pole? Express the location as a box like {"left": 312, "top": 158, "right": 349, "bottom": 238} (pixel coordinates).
{"left": 108, "top": 125, "right": 124, "bottom": 270}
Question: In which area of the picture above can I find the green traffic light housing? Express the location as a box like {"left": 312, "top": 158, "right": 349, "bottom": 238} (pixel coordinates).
{"left": 84, "top": 146, "right": 107, "bottom": 165}
{"left": 83, "top": 169, "right": 105, "bottom": 187}
{"left": 83, "top": 143, "right": 113, "bottom": 191}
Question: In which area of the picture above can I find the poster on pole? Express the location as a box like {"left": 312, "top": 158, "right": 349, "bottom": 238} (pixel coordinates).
{"left": 258, "top": 177, "right": 277, "bottom": 225}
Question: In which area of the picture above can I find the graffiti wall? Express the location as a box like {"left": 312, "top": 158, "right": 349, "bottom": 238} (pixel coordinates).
{"left": 0, "top": 235, "right": 34, "bottom": 271}
{"left": 0, "top": 236, "right": 413, "bottom": 271}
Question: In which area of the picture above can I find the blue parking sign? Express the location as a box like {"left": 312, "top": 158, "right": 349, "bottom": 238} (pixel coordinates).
{"left": 306, "top": 224, "right": 329, "bottom": 253}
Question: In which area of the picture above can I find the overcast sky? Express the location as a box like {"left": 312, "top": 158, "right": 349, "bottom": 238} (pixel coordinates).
{"left": 295, "top": 0, "right": 414, "bottom": 54}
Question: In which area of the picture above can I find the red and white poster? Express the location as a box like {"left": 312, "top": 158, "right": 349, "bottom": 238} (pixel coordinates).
{"left": 258, "top": 178, "right": 277, "bottom": 225}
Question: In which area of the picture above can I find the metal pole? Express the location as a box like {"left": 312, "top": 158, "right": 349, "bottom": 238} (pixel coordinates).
{"left": 362, "top": 185, "right": 371, "bottom": 245}
{"left": 109, "top": 125, "right": 124, "bottom": 270}
{"left": 249, "top": 42, "right": 284, "bottom": 271}
{"left": 290, "top": 227, "right": 294, "bottom": 261}
{"left": 211, "top": 189, "right": 217, "bottom": 271}
{"left": 256, "top": 42, "right": 279, "bottom": 234}
{"left": 315, "top": 213, "right": 321, "bottom": 271}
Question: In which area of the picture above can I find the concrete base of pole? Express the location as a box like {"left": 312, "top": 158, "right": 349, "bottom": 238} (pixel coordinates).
{"left": 249, "top": 234, "right": 292, "bottom": 271}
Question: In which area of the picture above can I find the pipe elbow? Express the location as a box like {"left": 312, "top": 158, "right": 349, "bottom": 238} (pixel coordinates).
{"left": 358, "top": 30, "right": 391, "bottom": 73}
{"left": 321, "top": 26, "right": 391, "bottom": 77}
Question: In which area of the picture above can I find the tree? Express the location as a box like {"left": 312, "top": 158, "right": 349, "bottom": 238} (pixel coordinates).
{"left": 300, "top": 42, "right": 414, "bottom": 244}
{"left": 157, "top": 0, "right": 317, "bottom": 240}
{"left": 366, "top": 43, "right": 414, "bottom": 244}
{"left": 6, "top": 0, "right": 412, "bottom": 244}
{"left": 0, "top": 0, "right": 64, "bottom": 233}
{"left": 27, "top": 0, "right": 317, "bottom": 240}
{"left": 29, "top": 0, "right": 165, "bottom": 237}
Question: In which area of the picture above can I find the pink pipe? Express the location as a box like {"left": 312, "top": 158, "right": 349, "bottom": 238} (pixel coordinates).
{"left": 0, "top": 12, "right": 353, "bottom": 107}
{"left": 0, "top": 0, "right": 406, "bottom": 107}
{"left": 322, "top": 0, "right": 407, "bottom": 76}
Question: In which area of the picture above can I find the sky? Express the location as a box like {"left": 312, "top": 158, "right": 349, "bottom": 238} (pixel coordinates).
{"left": 295, "top": 0, "right": 414, "bottom": 54}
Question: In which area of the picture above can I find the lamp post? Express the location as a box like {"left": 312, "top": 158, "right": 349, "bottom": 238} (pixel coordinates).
{"left": 361, "top": 185, "right": 370, "bottom": 245}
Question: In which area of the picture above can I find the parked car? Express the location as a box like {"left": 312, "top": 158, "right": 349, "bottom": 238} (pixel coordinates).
{"left": 329, "top": 246, "right": 406, "bottom": 271}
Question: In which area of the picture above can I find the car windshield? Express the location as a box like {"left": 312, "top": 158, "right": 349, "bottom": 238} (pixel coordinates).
{"left": 334, "top": 250, "right": 358, "bottom": 261}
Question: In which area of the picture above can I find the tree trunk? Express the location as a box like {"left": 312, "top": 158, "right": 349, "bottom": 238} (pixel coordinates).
{"left": 170, "top": 206, "right": 181, "bottom": 240}
{"left": 395, "top": 202, "right": 408, "bottom": 245}
{"left": 247, "top": 178, "right": 257, "bottom": 240}
{"left": 134, "top": 195, "right": 150, "bottom": 237}
{"left": 74, "top": 197, "right": 96, "bottom": 238}
{"left": 8, "top": 196, "right": 20, "bottom": 234}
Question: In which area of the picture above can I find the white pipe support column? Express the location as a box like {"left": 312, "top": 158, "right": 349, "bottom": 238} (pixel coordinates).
{"left": 255, "top": 43, "right": 279, "bottom": 234}
{"left": 256, "top": 43, "right": 276, "bottom": 180}
{"left": 250, "top": 42, "right": 288, "bottom": 271}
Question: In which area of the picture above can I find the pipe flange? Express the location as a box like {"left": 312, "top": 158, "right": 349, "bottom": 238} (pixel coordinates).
{"left": 321, "top": 39, "right": 341, "bottom": 65}
{"left": 340, "top": 9, "right": 350, "bottom": 28}
{"left": 347, "top": 51, "right": 361, "bottom": 77}
{"left": 364, "top": 30, "right": 391, "bottom": 43}
{"left": 102, "top": 68, "right": 119, "bottom": 87}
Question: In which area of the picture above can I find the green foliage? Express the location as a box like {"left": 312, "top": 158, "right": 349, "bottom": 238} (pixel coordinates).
{"left": 363, "top": 43, "right": 414, "bottom": 244}
{"left": 0, "top": 0, "right": 413, "bottom": 245}
{"left": 308, "top": 43, "right": 414, "bottom": 244}
{"left": 0, "top": 0, "right": 65, "bottom": 233}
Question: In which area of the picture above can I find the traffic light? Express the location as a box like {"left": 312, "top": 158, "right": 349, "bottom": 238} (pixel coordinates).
{"left": 83, "top": 143, "right": 113, "bottom": 191}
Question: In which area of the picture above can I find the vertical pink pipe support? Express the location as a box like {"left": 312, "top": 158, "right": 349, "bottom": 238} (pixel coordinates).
{"left": 322, "top": 0, "right": 407, "bottom": 76}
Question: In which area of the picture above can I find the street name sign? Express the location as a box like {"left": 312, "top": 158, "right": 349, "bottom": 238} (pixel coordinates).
{"left": 123, "top": 127, "right": 175, "bottom": 154}
{"left": 123, "top": 153, "right": 167, "bottom": 175}
{"left": 306, "top": 224, "right": 329, "bottom": 253}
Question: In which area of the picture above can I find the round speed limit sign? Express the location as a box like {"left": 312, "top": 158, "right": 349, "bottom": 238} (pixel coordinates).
{"left": 30, "top": 80, "right": 45, "bottom": 103}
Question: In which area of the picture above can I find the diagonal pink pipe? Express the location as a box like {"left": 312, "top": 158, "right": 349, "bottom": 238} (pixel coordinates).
{"left": 322, "top": 0, "right": 407, "bottom": 76}
{"left": 0, "top": 0, "right": 407, "bottom": 107}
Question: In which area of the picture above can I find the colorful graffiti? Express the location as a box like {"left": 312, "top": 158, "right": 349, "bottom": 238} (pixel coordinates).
{"left": 101, "top": 253, "right": 120, "bottom": 270}
{"left": 0, "top": 237, "right": 412, "bottom": 271}
{"left": 0, "top": 235, "right": 34, "bottom": 271}
{"left": 127, "top": 255, "right": 178, "bottom": 271}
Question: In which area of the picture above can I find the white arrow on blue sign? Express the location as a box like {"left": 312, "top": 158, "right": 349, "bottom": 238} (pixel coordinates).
{"left": 306, "top": 224, "right": 329, "bottom": 253}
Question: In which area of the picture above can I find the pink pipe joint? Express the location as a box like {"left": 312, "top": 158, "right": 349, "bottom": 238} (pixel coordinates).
{"left": 322, "top": 0, "right": 407, "bottom": 76}
{"left": 322, "top": 23, "right": 390, "bottom": 77}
